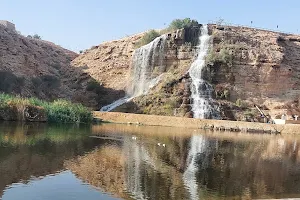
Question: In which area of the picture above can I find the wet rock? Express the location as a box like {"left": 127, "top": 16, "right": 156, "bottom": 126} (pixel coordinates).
{"left": 184, "top": 111, "right": 193, "bottom": 118}
{"left": 24, "top": 105, "right": 47, "bottom": 122}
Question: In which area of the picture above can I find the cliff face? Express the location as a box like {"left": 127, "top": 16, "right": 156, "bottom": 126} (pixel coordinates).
{"left": 6, "top": 21, "right": 296, "bottom": 120}
{"left": 207, "top": 25, "right": 300, "bottom": 120}
{"left": 71, "top": 34, "right": 143, "bottom": 105}
{"left": 122, "top": 27, "right": 200, "bottom": 117}
{"left": 75, "top": 24, "right": 300, "bottom": 120}
{"left": 117, "top": 25, "right": 300, "bottom": 120}
{"left": 0, "top": 24, "right": 101, "bottom": 108}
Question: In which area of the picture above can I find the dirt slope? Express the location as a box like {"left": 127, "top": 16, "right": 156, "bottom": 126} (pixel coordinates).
{"left": 0, "top": 24, "right": 101, "bottom": 108}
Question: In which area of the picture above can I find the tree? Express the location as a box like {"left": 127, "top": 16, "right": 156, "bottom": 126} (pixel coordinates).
{"left": 33, "top": 34, "right": 41, "bottom": 39}
{"left": 168, "top": 18, "right": 199, "bottom": 30}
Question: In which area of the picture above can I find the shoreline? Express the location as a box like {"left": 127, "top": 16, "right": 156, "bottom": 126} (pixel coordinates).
{"left": 93, "top": 111, "right": 300, "bottom": 134}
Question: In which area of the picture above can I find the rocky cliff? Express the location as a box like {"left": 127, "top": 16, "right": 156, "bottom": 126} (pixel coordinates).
{"left": 6, "top": 20, "right": 300, "bottom": 120}
{"left": 0, "top": 24, "right": 102, "bottom": 108}
{"left": 206, "top": 24, "right": 300, "bottom": 120}
{"left": 77, "top": 24, "right": 300, "bottom": 121}
{"left": 71, "top": 33, "right": 143, "bottom": 106}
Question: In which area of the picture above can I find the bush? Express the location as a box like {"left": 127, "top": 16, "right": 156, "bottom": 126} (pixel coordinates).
{"left": 45, "top": 100, "right": 92, "bottom": 123}
{"left": 135, "top": 30, "right": 161, "bottom": 48}
{"left": 86, "top": 79, "right": 103, "bottom": 94}
{"left": 206, "top": 47, "right": 233, "bottom": 65}
{"left": 32, "top": 75, "right": 60, "bottom": 94}
{"left": 0, "top": 71, "right": 24, "bottom": 93}
{"left": 168, "top": 18, "right": 199, "bottom": 31}
{"left": 236, "top": 98, "right": 242, "bottom": 107}
{"left": 33, "top": 34, "right": 41, "bottom": 39}
{"left": 27, "top": 34, "right": 41, "bottom": 39}
{"left": 0, "top": 93, "right": 92, "bottom": 123}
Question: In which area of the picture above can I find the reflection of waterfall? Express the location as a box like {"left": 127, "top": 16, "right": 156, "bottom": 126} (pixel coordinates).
{"left": 183, "top": 135, "right": 207, "bottom": 200}
{"left": 188, "top": 25, "right": 219, "bottom": 119}
{"left": 123, "top": 137, "right": 156, "bottom": 200}
{"left": 100, "top": 35, "right": 166, "bottom": 111}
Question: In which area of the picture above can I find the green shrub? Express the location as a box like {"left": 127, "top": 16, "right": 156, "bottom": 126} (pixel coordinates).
{"left": 33, "top": 34, "right": 41, "bottom": 39}
{"left": 168, "top": 18, "right": 199, "bottom": 31}
{"left": 135, "top": 30, "right": 161, "bottom": 48}
{"left": 235, "top": 99, "right": 248, "bottom": 108}
{"left": 244, "top": 109, "right": 255, "bottom": 117}
{"left": 0, "top": 71, "right": 24, "bottom": 93}
{"left": 216, "top": 89, "right": 230, "bottom": 100}
{"left": 0, "top": 93, "right": 92, "bottom": 123}
{"left": 224, "top": 90, "right": 230, "bottom": 99}
{"left": 27, "top": 34, "right": 42, "bottom": 39}
{"left": 45, "top": 100, "right": 92, "bottom": 123}
{"left": 236, "top": 98, "right": 242, "bottom": 107}
{"left": 32, "top": 75, "right": 60, "bottom": 95}
{"left": 86, "top": 79, "right": 102, "bottom": 94}
{"left": 206, "top": 47, "right": 233, "bottom": 65}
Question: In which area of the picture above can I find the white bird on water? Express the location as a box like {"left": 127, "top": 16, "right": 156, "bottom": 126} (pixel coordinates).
{"left": 157, "top": 143, "right": 166, "bottom": 147}
{"left": 132, "top": 136, "right": 137, "bottom": 140}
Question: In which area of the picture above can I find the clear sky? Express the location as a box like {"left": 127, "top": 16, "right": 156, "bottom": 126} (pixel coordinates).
{"left": 2, "top": 0, "right": 299, "bottom": 52}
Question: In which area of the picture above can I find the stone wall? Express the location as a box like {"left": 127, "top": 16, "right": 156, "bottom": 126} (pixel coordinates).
{"left": 93, "top": 111, "right": 300, "bottom": 134}
{"left": 0, "top": 20, "right": 15, "bottom": 31}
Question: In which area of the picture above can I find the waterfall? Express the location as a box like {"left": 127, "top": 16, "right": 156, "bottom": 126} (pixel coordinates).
{"left": 100, "top": 35, "right": 166, "bottom": 112}
{"left": 188, "top": 25, "right": 218, "bottom": 119}
{"left": 183, "top": 135, "right": 207, "bottom": 200}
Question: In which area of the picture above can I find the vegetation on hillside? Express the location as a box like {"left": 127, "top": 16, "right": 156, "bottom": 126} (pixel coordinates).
{"left": 168, "top": 18, "right": 199, "bottom": 31}
{"left": 134, "top": 30, "right": 161, "bottom": 48}
{"left": 27, "top": 34, "right": 42, "bottom": 39}
{"left": 135, "top": 18, "right": 199, "bottom": 48}
{"left": 206, "top": 47, "right": 233, "bottom": 65}
{"left": 0, "top": 93, "right": 92, "bottom": 123}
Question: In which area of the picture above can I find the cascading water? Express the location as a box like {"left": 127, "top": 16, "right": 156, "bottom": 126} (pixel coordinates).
{"left": 100, "top": 34, "right": 166, "bottom": 112}
{"left": 188, "top": 25, "right": 219, "bottom": 119}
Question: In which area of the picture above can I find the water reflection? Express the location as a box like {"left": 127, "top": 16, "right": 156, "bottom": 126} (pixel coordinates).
{"left": 0, "top": 122, "right": 109, "bottom": 200}
{"left": 183, "top": 135, "right": 207, "bottom": 200}
{"left": 67, "top": 124, "right": 300, "bottom": 199}
{"left": 2, "top": 122, "right": 300, "bottom": 199}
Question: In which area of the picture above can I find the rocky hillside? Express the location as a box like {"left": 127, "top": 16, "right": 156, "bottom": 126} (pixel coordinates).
{"left": 0, "top": 24, "right": 102, "bottom": 108}
{"left": 206, "top": 24, "right": 300, "bottom": 121}
{"left": 71, "top": 33, "right": 144, "bottom": 106}
{"left": 76, "top": 23, "right": 300, "bottom": 121}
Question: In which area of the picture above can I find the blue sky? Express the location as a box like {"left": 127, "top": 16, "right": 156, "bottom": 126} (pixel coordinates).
{"left": 2, "top": 0, "right": 299, "bottom": 52}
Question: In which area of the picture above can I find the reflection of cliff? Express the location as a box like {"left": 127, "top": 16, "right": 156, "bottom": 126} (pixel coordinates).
{"left": 195, "top": 137, "right": 300, "bottom": 199}
{"left": 0, "top": 122, "right": 101, "bottom": 198}
{"left": 69, "top": 125, "right": 300, "bottom": 199}
{"left": 66, "top": 132, "right": 191, "bottom": 199}
{"left": 66, "top": 146, "right": 127, "bottom": 199}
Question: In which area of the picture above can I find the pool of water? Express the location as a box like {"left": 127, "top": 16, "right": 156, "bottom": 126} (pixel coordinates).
{"left": 1, "top": 122, "right": 300, "bottom": 199}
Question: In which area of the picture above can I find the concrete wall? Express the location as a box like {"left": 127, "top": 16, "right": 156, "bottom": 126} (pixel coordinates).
{"left": 0, "top": 20, "right": 15, "bottom": 31}
{"left": 93, "top": 112, "right": 300, "bottom": 134}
